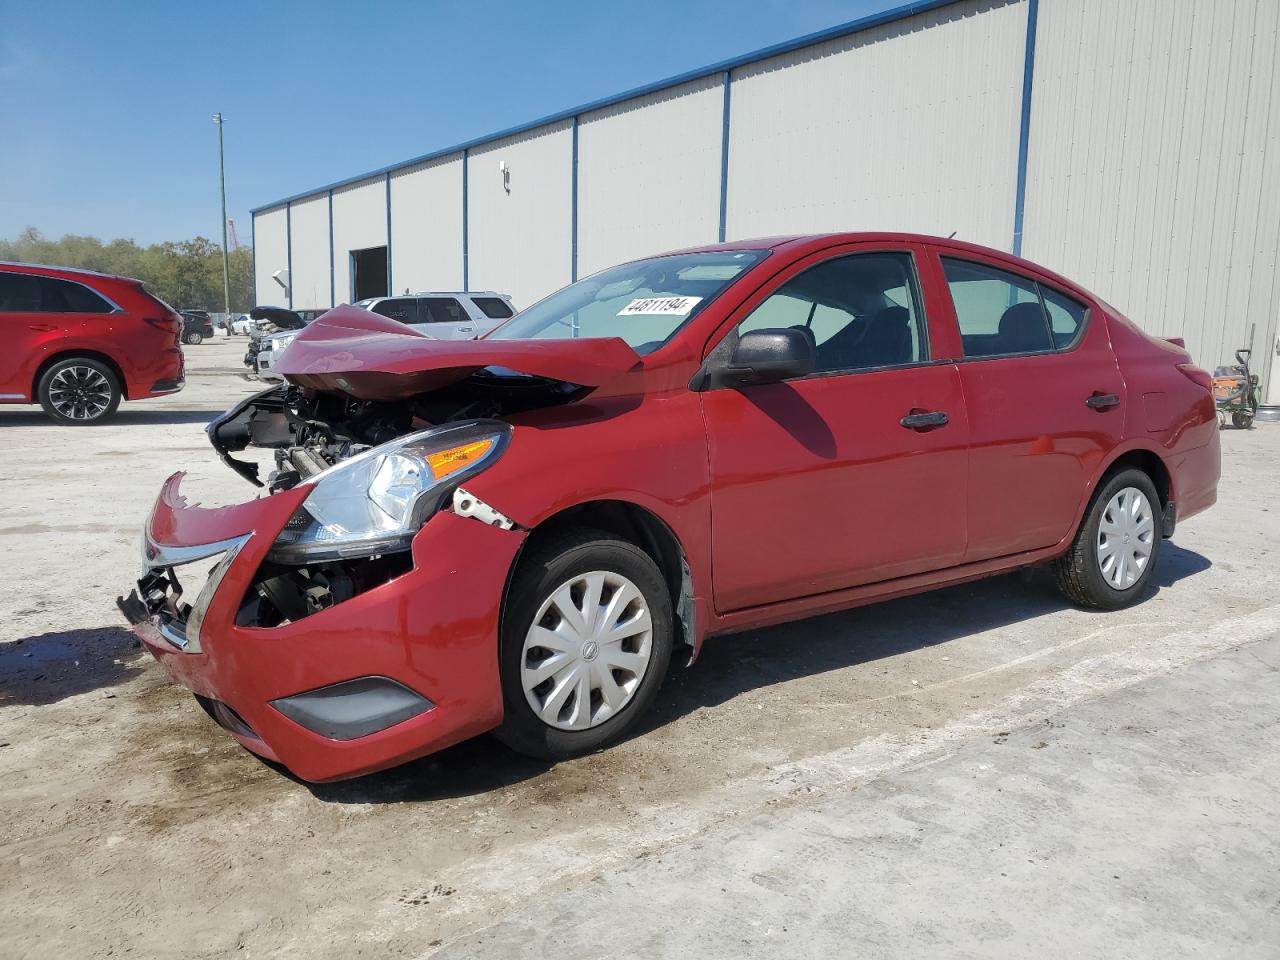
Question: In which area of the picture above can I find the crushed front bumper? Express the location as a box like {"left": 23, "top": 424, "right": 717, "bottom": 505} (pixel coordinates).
{"left": 119, "top": 472, "right": 525, "bottom": 782}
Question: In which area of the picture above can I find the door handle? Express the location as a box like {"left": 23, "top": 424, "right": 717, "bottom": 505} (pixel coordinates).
{"left": 458, "top": 326, "right": 473, "bottom": 332}
{"left": 900, "top": 410, "right": 949, "bottom": 430}
{"left": 1085, "top": 393, "right": 1120, "bottom": 410}
{"left": 28, "top": 323, "right": 58, "bottom": 332}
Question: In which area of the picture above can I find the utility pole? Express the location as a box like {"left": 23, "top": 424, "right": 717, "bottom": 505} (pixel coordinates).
{"left": 213, "top": 113, "right": 231, "bottom": 319}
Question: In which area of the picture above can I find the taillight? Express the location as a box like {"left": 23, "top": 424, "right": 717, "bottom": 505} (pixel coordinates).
{"left": 144, "top": 312, "right": 182, "bottom": 341}
{"left": 1176, "top": 363, "right": 1213, "bottom": 392}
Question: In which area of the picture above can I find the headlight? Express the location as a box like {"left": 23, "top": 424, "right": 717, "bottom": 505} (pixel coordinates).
{"left": 268, "top": 420, "right": 510, "bottom": 563}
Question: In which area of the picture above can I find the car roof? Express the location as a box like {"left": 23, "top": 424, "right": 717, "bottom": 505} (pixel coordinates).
{"left": 664, "top": 232, "right": 1090, "bottom": 300}
{"left": 0, "top": 260, "right": 139, "bottom": 284}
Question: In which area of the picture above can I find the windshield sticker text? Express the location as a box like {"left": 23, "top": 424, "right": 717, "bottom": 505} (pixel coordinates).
{"left": 617, "top": 296, "right": 703, "bottom": 317}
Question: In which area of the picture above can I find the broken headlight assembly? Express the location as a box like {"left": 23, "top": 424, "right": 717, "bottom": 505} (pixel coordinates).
{"left": 268, "top": 420, "right": 510, "bottom": 563}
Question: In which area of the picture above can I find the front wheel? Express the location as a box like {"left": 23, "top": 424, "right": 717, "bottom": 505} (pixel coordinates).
{"left": 495, "top": 530, "right": 673, "bottom": 760}
{"left": 1053, "top": 468, "right": 1162, "bottom": 610}
{"left": 37, "top": 358, "right": 122, "bottom": 425}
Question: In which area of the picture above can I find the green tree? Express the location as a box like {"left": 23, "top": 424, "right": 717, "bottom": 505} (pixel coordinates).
{"left": 0, "top": 227, "right": 254, "bottom": 311}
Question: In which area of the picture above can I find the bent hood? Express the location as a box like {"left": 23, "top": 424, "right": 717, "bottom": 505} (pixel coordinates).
{"left": 274, "top": 304, "right": 641, "bottom": 400}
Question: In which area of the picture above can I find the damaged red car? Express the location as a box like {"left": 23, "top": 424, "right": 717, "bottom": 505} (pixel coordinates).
{"left": 119, "top": 233, "right": 1220, "bottom": 782}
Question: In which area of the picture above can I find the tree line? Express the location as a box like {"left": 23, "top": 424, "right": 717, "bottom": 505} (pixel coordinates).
{"left": 0, "top": 227, "right": 254, "bottom": 312}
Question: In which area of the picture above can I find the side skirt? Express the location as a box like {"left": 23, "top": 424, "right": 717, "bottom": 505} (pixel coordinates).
{"left": 709, "top": 541, "right": 1068, "bottom": 638}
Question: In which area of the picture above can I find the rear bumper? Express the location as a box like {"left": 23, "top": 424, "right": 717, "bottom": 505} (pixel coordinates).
{"left": 126, "top": 347, "right": 185, "bottom": 399}
{"left": 121, "top": 473, "right": 524, "bottom": 782}
{"left": 1169, "top": 432, "right": 1220, "bottom": 523}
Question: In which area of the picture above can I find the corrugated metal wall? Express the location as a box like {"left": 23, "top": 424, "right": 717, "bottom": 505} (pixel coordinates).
{"left": 466, "top": 122, "right": 574, "bottom": 308}
{"left": 251, "top": 0, "right": 1278, "bottom": 396}
{"left": 390, "top": 156, "right": 464, "bottom": 293}
{"left": 726, "top": 0, "right": 1028, "bottom": 250}
{"left": 1023, "top": 0, "right": 1280, "bottom": 399}
{"left": 331, "top": 178, "right": 388, "bottom": 304}
{"left": 287, "top": 195, "right": 331, "bottom": 309}
{"left": 252, "top": 206, "right": 288, "bottom": 308}
{"left": 577, "top": 76, "right": 724, "bottom": 276}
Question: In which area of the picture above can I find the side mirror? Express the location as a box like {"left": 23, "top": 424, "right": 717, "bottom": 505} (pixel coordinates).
{"left": 720, "top": 328, "right": 815, "bottom": 387}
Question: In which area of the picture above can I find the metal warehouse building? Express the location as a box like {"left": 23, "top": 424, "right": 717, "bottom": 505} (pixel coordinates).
{"left": 252, "top": 0, "right": 1280, "bottom": 401}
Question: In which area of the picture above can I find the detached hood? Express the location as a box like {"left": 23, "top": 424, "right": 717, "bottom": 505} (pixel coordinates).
{"left": 273, "top": 304, "right": 641, "bottom": 400}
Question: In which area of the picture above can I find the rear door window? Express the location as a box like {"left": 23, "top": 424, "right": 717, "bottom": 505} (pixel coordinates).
{"left": 942, "top": 258, "right": 1086, "bottom": 357}
{"left": 419, "top": 297, "right": 468, "bottom": 324}
{"left": 0, "top": 273, "right": 46, "bottom": 312}
{"left": 470, "top": 296, "right": 513, "bottom": 320}
{"left": 370, "top": 297, "right": 419, "bottom": 325}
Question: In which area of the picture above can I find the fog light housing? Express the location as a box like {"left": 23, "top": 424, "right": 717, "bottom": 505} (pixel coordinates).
{"left": 270, "top": 677, "right": 434, "bottom": 740}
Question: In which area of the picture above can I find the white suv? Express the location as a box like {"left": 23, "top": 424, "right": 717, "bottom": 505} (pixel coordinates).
{"left": 252, "top": 292, "right": 517, "bottom": 381}
{"left": 354, "top": 291, "right": 516, "bottom": 340}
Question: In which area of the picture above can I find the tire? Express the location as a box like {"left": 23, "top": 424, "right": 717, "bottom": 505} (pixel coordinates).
{"left": 1052, "top": 468, "right": 1162, "bottom": 610}
{"left": 37, "top": 357, "right": 122, "bottom": 425}
{"left": 183, "top": 330, "right": 204, "bottom": 345}
{"left": 495, "top": 529, "right": 674, "bottom": 760}
{"left": 1232, "top": 410, "right": 1253, "bottom": 430}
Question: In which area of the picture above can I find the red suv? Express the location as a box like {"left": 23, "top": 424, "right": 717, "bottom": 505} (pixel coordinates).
{"left": 0, "top": 262, "right": 185, "bottom": 424}
{"left": 119, "top": 233, "right": 1219, "bottom": 782}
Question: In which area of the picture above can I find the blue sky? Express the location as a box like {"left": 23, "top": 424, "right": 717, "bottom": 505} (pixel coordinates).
{"left": 0, "top": 0, "right": 898, "bottom": 246}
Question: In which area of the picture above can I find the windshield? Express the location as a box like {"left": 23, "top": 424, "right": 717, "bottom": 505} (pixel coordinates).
{"left": 489, "top": 250, "right": 767, "bottom": 353}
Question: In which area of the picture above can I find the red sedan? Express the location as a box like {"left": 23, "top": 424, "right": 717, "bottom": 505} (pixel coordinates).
{"left": 119, "top": 233, "right": 1219, "bottom": 781}
{"left": 0, "top": 261, "right": 185, "bottom": 423}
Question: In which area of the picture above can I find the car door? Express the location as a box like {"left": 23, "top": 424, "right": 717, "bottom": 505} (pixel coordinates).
{"left": 701, "top": 245, "right": 970, "bottom": 612}
{"left": 934, "top": 251, "right": 1126, "bottom": 562}
{"left": 418, "top": 296, "right": 474, "bottom": 339}
{"left": 0, "top": 272, "right": 64, "bottom": 399}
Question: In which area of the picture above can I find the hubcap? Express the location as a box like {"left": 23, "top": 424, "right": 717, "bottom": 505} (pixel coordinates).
{"left": 521, "top": 570, "right": 653, "bottom": 731}
{"left": 1096, "top": 486, "right": 1154, "bottom": 590}
{"left": 48, "top": 366, "right": 112, "bottom": 420}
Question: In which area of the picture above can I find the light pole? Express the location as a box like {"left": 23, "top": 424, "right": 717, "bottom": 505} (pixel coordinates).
{"left": 213, "top": 113, "right": 231, "bottom": 320}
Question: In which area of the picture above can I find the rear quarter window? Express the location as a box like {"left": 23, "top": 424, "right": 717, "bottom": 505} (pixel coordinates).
{"left": 471, "top": 296, "right": 514, "bottom": 320}
{"left": 48, "top": 278, "right": 113, "bottom": 313}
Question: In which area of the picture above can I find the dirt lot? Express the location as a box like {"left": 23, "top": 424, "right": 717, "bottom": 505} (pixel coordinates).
{"left": 1, "top": 336, "right": 1277, "bottom": 958}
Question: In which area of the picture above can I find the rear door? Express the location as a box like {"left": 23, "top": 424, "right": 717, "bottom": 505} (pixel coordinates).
{"left": 701, "top": 244, "right": 970, "bottom": 612}
{"left": 934, "top": 251, "right": 1126, "bottom": 561}
{"left": 0, "top": 272, "right": 65, "bottom": 399}
{"left": 49, "top": 276, "right": 123, "bottom": 347}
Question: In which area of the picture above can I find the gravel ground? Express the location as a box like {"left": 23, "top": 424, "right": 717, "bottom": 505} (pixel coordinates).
{"left": 1, "top": 335, "right": 1277, "bottom": 958}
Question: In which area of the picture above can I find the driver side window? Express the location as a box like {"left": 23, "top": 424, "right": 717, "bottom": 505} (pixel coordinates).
{"left": 737, "top": 252, "right": 926, "bottom": 374}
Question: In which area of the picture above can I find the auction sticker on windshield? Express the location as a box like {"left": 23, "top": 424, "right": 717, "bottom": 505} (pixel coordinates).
{"left": 617, "top": 296, "right": 703, "bottom": 316}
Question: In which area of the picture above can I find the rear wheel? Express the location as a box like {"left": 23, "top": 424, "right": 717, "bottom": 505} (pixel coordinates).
{"left": 495, "top": 530, "right": 673, "bottom": 760}
{"left": 37, "top": 358, "right": 122, "bottom": 425}
{"left": 1053, "top": 468, "right": 1161, "bottom": 610}
{"left": 183, "top": 329, "right": 204, "bottom": 345}
{"left": 1232, "top": 410, "right": 1253, "bottom": 429}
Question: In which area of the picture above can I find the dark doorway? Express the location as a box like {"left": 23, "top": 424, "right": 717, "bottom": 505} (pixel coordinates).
{"left": 350, "top": 246, "right": 388, "bottom": 301}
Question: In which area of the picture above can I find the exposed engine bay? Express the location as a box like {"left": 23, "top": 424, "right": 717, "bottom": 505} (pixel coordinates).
{"left": 208, "top": 371, "right": 583, "bottom": 491}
